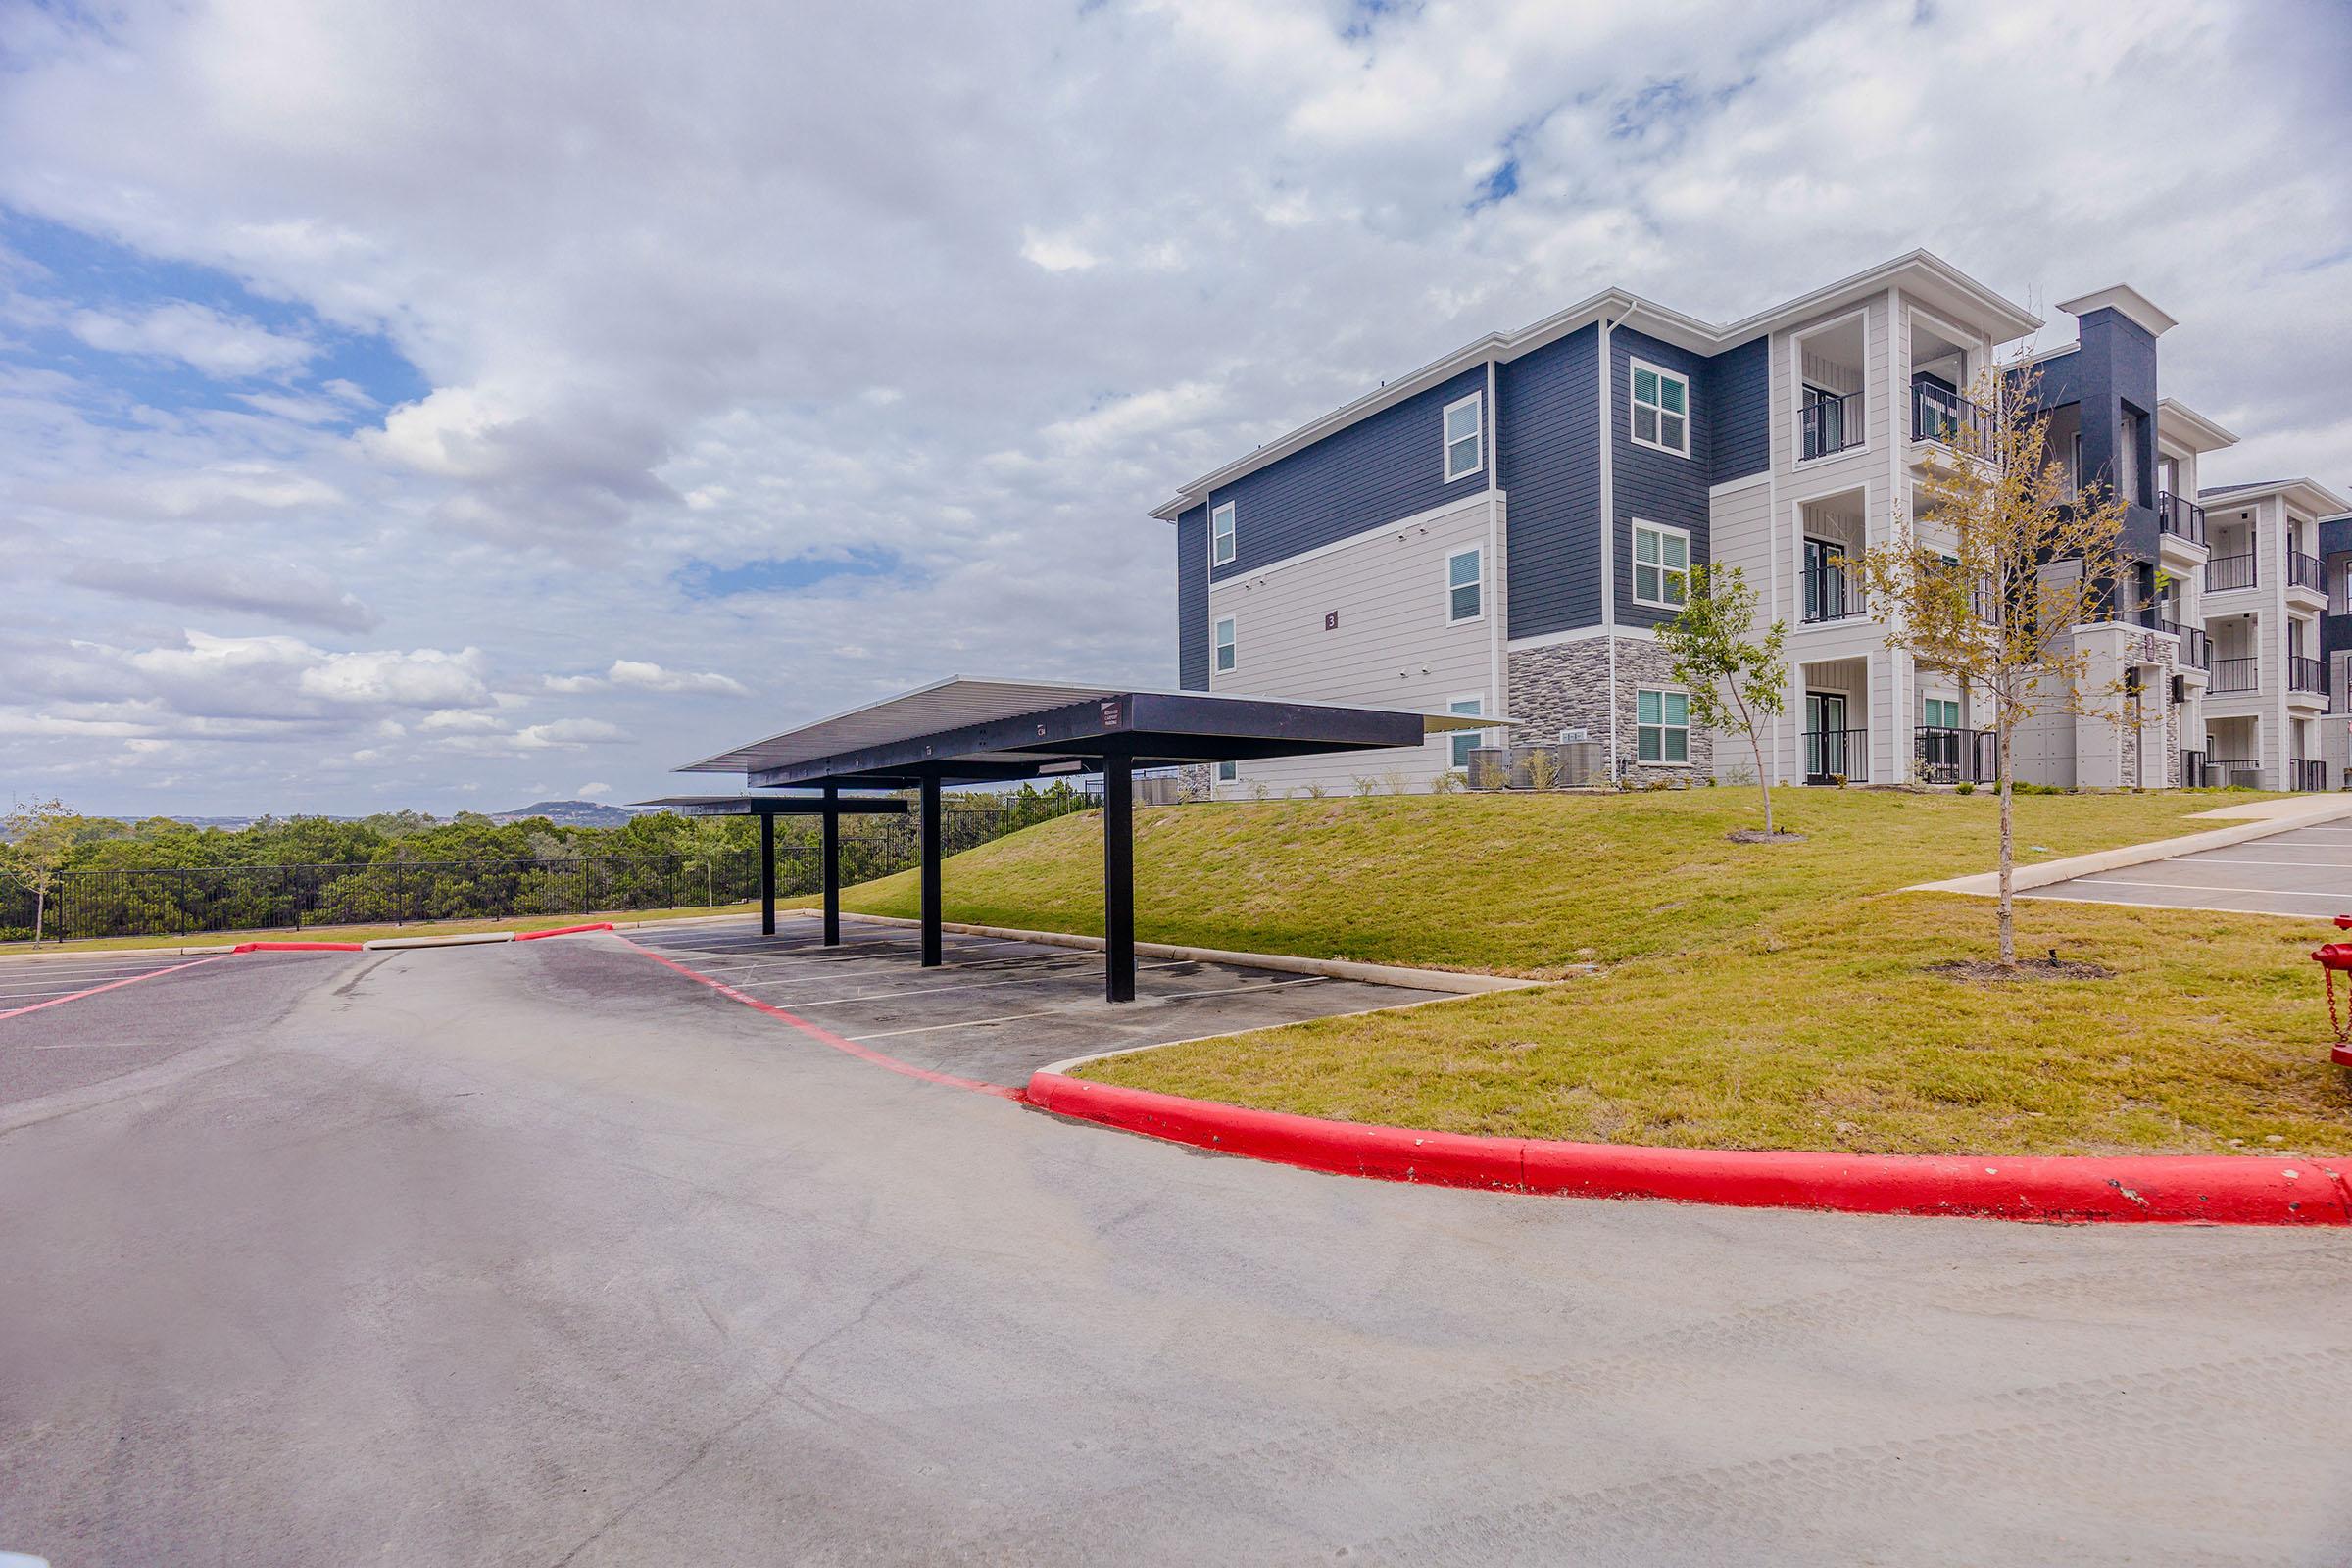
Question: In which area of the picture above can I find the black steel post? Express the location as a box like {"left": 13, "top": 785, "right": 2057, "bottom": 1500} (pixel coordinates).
{"left": 821, "top": 784, "right": 842, "bottom": 946}
{"left": 919, "top": 773, "right": 943, "bottom": 967}
{"left": 1102, "top": 754, "right": 1135, "bottom": 1003}
{"left": 760, "top": 810, "right": 776, "bottom": 937}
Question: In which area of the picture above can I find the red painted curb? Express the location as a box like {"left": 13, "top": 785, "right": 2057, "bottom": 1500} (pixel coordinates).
{"left": 1023, "top": 1073, "right": 2352, "bottom": 1227}
{"left": 231, "top": 940, "right": 368, "bottom": 953}
{"left": 514, "top": 922, "right": 616, "bottom": 942}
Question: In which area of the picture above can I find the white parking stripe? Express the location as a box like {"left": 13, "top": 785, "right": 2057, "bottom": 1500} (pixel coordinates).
{"left": 754, "top": 960, "right": 1197, "bottom": 1008}
{"left": 2064, "top": 877, "right": 2352, "bottom": 898}
{"left": 842, "top": 976, "right": 1329, "bottom": 1041}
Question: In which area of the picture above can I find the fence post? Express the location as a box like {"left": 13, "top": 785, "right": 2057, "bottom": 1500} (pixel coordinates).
{"left": 580, "top": 858, "right": 590, "bottom": 915}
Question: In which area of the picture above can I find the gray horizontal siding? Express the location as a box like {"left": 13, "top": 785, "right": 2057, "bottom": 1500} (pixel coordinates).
{"left": 1207, "top": 365, "right": 1490, "bottom": 581}
{"left": 1707, "top": 333, "right": 1769, "bottom": 483}
{"left": 1175, "top": 505, "right": 1208, "bottom": 690}
{"left": 1497, "top": 324, "right": 1600, "bottom": 638}
{"left": 1612, "top": 325, "right": 1713, "bottom": 628}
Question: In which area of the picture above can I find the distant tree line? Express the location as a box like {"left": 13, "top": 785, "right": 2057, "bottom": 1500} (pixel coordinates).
{"left": 0, "top": 780, "right": 1099, "bottom": 945}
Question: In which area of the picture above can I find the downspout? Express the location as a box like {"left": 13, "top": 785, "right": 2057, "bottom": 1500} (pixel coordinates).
{"left": 1487, "top": 357, "right": 1502, "bottom": 741}
{"left": 1599, "top": 317, "right": 1619, "bottom": 778}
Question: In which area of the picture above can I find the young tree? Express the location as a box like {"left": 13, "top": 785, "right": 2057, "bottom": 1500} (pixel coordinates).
{"left": 684, "top": 814, "right": 736, "bottom": 907}
{"left": 1655, "top": 564, "right": 1789, "bottom": 835}
{"left": 2, "top": 797, "right": 81, "bottom": 946}
{"left": 1859, "top": 367, "right": 2130, "bottom": 966}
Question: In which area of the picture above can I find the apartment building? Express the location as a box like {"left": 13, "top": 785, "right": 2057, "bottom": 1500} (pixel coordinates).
{"left": 1154, "top": 252, "right": 2340, "bottom": 796}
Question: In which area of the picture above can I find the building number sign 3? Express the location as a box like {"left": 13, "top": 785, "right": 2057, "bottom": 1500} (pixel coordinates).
{"left": 1325, "top": 611, "right": 1339, "bottom": 631}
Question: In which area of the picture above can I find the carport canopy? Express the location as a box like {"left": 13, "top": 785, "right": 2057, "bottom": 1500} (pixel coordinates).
{"left": 657, "top": 677, "right": 1505, "bottom": 1001}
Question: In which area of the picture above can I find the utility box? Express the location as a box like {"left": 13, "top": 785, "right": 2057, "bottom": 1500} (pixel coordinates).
{"left": 1466, "top": 741, "right": 1601, "bottom": 790}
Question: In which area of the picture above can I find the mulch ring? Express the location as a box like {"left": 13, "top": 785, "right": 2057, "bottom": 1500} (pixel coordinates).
{"left": 1927, "top": 956, "right": 2116, "bottom": 984}
{"left": 1725, "top": 830, "right": 1807, "bottom": 844}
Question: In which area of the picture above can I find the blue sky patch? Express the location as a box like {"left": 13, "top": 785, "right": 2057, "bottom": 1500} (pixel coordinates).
{"left": 672, "top": 547, "right": 906, "bottom": 600}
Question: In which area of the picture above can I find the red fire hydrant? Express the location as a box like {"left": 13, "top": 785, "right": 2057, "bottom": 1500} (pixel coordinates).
{"left": 2311, "top": 914, "right": 2352, "bottom": 1067}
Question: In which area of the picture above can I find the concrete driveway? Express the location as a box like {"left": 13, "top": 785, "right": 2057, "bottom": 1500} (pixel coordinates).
{"left": 2027, "top": 819, "right": 2352, "bottom": 919}
{"left": 2, "top": 932, "right": 2348, "bottom": 1565}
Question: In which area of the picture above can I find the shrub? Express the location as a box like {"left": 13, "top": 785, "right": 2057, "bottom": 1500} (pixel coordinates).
{"left": 1525, "top": 749, "right": 1559, "bottom": 791}
{"left": 1956, "top": 781, "right": 1976, "bottom": 795}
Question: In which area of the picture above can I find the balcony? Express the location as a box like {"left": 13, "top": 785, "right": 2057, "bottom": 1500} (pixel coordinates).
{"left": 1911, "top": 384, "right": 1994, "bottom": 450}
{"left": 1804, "top": 728, "right": 1870, "bottom": 785}
{"left": 1798, "top": 391, "right": 1864, "bottom": 461}
{"left": 2180, "top": 748, "right": 2204, "bottom": 786}
{"left": 2287, "top": 551, "right": 2327, "bottom": 595}
{"left": 1915, "top": 727, "right": 1997, "bottom": 786}
{"left": 2208, "top": 657, "right": 2258, "bottom": 694}
{"left": 2293, "top": 759, "right": 2330, "bottom": 793}
{"left": 2206, "top": 552, "right": 2256, "bottom": 594}
{"left": 1800, "top": 564, "right": 1867, "bottom": 624}
{"left": 2288, "top": 655, "right": 2328, "bottom": 697}
{"left": 2154, "top": 490, "right": 2207, "bottom": 548}
{"left": 2201, "top": 756, "right": 2262, "bottom": 787}
{"left": 2178, "top": 626, "right": 2211, "bottom": 670}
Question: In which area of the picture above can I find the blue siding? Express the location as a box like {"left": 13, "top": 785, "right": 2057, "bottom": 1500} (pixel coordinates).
{"left": 2069, "top": 307, "right": 2162, "bottom": 564}
{"left": 1175, "top": 505, "right": 1208, "bottom": 689}
{"left": 1497, "top": 325, "right": 1601, "bottom": 638}
{"left": 1206, "top": 366, "right": 1490, "bottom": 581}
{"left": 1705, "top": 334, "right": 1770, "bottom": 483}
{"left": 1611, "top": 326, "right": 1714, "bottom": 627}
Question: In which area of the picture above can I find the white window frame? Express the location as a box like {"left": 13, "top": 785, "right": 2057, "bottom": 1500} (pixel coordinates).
{"left": 1628, "top": 357, "right": 1691, "bottom": 459}
{"left": 1630, "top": 519, "right": 1690, "bottom": 610}
{"left": 1213, "top": 614, "right": 1237, "bottom": 675}
{"left": 1446, "top": 694, "right": 1487, "bottom": 771}
{"left": 1635, "top": 687, "right": 1690, "bottom": 765}
{"left": 1215, "top": 760, "right": 1238, "bottom": 784}
{"left": 1922, "top": 695, "right": 1962, "bottom": 730}
{"left": 1210, "top": 501, "right": 1236, "bottom": 567}
{"left": 1442, "top": 392, "right": 1484, "bottom": 484}
{"left": 1445, "top": 545, "right": 1484, "bottom": 625}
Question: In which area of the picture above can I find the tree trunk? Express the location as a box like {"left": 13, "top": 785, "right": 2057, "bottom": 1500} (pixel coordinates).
{"left": 1751, "top": 725, "right": 1774, "bottom": 835}
{"left": 33, "top": 885, "right": 45, "bottom": 947}
{"left": 1996, "top": 720, "right": 2016, "bottom": 966}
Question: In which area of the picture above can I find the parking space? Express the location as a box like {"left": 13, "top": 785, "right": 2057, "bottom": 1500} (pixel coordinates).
{"left": 0, "top": 949, "right": 230, "bottom": 1017}
{"left": 623, "top": 914, "right": 1456, "bottom": 1087}
{"left": 2026, "top": 821, "right": 2352, "bottom": 919}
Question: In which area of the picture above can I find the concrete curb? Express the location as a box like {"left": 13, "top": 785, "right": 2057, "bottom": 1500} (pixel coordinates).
{"left": 835, "top": 910, "right": 1541, "bottom": 996}
{"left": 1905, "top": 794, "right": 2352, "bottom": 898}
{"left": 1022, "top": 1072, "right": 2352, "bottom": 1227}
{"left": 0, "top": 913, "right": 740, "bottom": 965}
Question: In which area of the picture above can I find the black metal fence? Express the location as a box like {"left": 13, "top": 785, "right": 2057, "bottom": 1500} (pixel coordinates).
{"left": 0, "top": 796, "right": 1095, "bottom": 945}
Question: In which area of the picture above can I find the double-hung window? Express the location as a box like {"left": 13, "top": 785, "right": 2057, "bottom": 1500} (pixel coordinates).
{"left": 1211, "top": 501, "right": 1236, "bottom": 567}
{"left": 1630, "top": 361, "right": 1690, "bottom": 457}
{"left": 1443, "top": 393, "right": 1483, "bottom": 483}
{"left": 1447, "top": 696, "right": 1485, "bottom": 770}
{"left": 1446, "top": 546, "right": 1483, "bottom": 623}
{"left": 1214, "top": 615, "right": 1237, "bottom": 674}
{"left": 1637, "top": 689, "right": 1689, "bottom": 764}
{"left": 1632, "top": 521, "right": 1689, "bottom": 609}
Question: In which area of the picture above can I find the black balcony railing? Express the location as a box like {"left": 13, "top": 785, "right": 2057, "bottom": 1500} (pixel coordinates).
{"left": 2288, "top": 655, "right": 2328, "bottom": 696}
{"left": 1911, "top": 383, "right": 1994, "bottom": 449}
{"left": 2180, "top": 748, "right": 2204, "bottom": 786}
{"left": 2203, "top": 757, "right": 2262, "bottom": 786}
{"left": 1798, "top": 391, "right": 1863, "bottom": 461}
{"left": 1804, "top": 729, "right": 1870, "bottom": 785}
{"left": 1915, "top": 726, "right": 1997, "bottom": 786}
{"left": 2179, "top": 626, "right": 2211, "bottom": 669}
{"left": 2209, "top": 657, "right": 2258, "bottom": 694}
{"left": 2154, "top": 490, "right": 2207, "bottom": 547}
{"left": 2288, "top": 551, "right": 2327, "bottom": 593}
{"left": 2293, "top": 759, "right": 2329, "bottom": 793}
{"left": 2207, "top": 552, "right": 2257, "bottom": 593}
{"left": 1801, "top": 564, "right": 1866, "bottom": 623}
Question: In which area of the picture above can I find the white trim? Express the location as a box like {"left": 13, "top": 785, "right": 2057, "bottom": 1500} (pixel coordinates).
{"left": 1630, "top": 518, "right": 1691, "bottom": 610}
{"left": 1198, "top": 493, "right": 1493, "bottom": 592}
{"left": 1444, "top": 692, "right": 1488, "bottom": 770}
{"left": 1213, "top": 614, "right": 1238, "bottom": 676}
{"left": 1628, "top": 357, "right": 1692, "bottom": 459}
{"left": 1442, "top": 391, "right": 1484, "bottom": 484}
{"left": 1210, "top": 499, "right": 1236, "bottom": 567}
{"left": 1634, "top": 685, "right": 1692, "bottom": 766}
{"left": 1485, "top": 360, "right": 1503, "bottom": 736}
{"left": 1445, "top": 544, "right": 1485, "bottom": 626}
{"left": 1788, "top": 305, "right": 1872, "bottom": 467}
{"left": 1710, "top": 471, "right": 1772, "bottom": 498}
{"left": 1599, "top": 318, "right": 1618, "bottom": 774}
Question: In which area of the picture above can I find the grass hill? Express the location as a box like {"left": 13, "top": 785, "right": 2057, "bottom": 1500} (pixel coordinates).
{"left": 843, "top": 790, "right": 2352, "bottom": 1157}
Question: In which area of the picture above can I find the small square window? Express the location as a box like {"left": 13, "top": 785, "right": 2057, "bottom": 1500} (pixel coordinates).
{"left": 1448, "top": 696, "right": 1485, "bottom": 770}
{"left": 1211, "top": 501, "right": 1236, "bottom": 567}
{"left": 1443, "top": 393, "right": 1483, "bottom": 483}
{"left": 1637, "top": 689, "right": 1690, "bottom": 763}
{"left": 1630, "top": 361, "right": 1690, "bottom": 457}
{"left": 1632, "top": 521, "right": 1690, "bottom": 609}
{"left": 1214, "top": 615, "right": 1237, "bottom": 674}
{"left": 1446, "top": 547, "right": 1483, "bottom": 623}
{"left": 1216, "top": 760, "right": 1238, "bottom": 784}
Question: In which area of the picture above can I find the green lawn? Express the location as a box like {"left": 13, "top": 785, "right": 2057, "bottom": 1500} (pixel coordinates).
{"left": 839, "top": 789, "right": 2352, "bottom": 1157}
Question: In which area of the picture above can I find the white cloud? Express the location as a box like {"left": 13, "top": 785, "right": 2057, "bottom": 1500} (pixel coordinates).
{"left": 576, "top": 780, "right": 611, "bottom": 798}
{"left": 66, "top": 301, "right": 316, "bottom": 378}
{"left": 542, "top": 659, "right": 751, "bottom": 697}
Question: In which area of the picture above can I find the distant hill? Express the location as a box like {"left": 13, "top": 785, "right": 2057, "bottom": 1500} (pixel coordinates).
{"left": 494, "top": 799, "right": 638, "bottom": 828}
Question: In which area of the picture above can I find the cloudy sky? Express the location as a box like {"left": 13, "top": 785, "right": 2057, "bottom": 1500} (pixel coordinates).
{"left": 2, "top": 0, "right": 2347, "bottom": 816}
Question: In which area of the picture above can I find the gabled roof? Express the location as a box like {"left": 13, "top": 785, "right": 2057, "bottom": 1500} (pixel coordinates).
{"left": 1151, "top": 250, "right": 2043, "bottom": 519}
{"left": 2057, "top": 284, "right": 2179, "bottom": 338}
{"left": 2197, "top": 477, "right": 2352, "bottom": 517}
{"left": 2156, "top": 397, "right": 2238, "bottom": 453}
